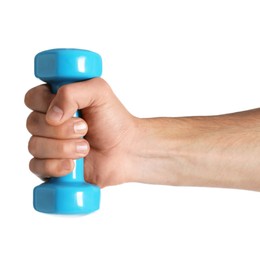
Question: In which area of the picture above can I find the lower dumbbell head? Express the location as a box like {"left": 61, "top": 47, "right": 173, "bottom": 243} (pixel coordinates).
{"left": 33, "top": 49, "right": 102, "bottom": 214}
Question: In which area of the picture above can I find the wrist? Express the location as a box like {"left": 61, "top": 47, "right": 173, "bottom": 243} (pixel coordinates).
{"left": 130, "top": 117, "right": 182, "bottom": 185}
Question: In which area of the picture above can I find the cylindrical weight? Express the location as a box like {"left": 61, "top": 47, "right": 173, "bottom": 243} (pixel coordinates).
{"left": 33, "top": 48, "right": 102, "bottom": 214}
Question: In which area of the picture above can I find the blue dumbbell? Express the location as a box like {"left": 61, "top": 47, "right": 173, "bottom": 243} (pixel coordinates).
{"left": 33, "top": 48, "right": 102, "bottom": 214}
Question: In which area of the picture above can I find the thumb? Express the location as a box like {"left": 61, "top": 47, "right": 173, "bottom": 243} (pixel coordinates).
{"left": 46, "top": 78, "right": 108, "bottom": 126}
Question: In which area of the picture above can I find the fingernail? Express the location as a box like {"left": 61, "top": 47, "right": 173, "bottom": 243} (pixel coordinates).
{"left": 47, "top": 105, "right": 63, "bottom": 122}
{"left": 76, "top": 142, "right": 88, "bottom": 154}
{"left": 74, "top": 121, "right": 87, "bottom": 134}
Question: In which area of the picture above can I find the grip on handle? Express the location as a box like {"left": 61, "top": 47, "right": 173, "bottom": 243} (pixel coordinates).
{"left": 33, "top": 48, "right": 102, "bottom": 214}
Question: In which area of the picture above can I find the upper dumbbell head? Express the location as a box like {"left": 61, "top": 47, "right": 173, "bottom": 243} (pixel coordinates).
{"left": 35, "top": 48, "right": 102, "bottom": 90}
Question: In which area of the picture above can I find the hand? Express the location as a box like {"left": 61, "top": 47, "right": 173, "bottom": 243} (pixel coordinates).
{"left": 25, "top": 78, "right": 260, "bottom": 191}
{"left": 25, "top": 78, "right": 139, "bottom": 188}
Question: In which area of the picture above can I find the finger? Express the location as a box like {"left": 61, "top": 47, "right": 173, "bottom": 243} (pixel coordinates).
{"left": 25, "top": 84, "right": 54, "bottom": 113}
{"left": 28, "top": 136, "right": 89, "bottom": 159}
{"left": 27, "top": 111, "right": 88, "bottom": 139}
{"left": 29, "top": 158, "right": 74, "bottom": 178}
{"left": 45, "top": 78, "right": 112, "bottom": 126}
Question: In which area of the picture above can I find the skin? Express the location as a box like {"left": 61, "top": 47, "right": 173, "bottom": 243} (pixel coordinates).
{"left": 25, "top": 78, "right": 260, "bottom": 191}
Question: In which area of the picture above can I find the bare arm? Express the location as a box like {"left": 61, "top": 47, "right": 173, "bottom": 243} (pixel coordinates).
{"left": 135, "top": 109, "right": 260, "bottom": 191}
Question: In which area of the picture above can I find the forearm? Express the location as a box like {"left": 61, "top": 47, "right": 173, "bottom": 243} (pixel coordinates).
{"left": 134, "top": 108, "right": 260, "bottom": 191}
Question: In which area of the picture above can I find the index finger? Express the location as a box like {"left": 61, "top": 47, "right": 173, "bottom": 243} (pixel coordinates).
{"left": 24, "top": 84, "right": 54, "bottom": 113}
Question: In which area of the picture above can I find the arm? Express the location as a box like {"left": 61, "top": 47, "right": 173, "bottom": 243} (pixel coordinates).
{"left": 135, "top": 110, "right": 260, "bottom": 191}
{"left": 25, "top": 79, "right": 260, "bottom": 191}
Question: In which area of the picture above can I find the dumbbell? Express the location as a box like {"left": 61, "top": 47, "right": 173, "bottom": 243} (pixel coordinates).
{"left": 33, "top": 48, "right": 102, "bottom": 214}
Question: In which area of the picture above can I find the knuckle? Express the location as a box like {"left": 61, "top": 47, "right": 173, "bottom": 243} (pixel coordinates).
{"left": 28, "top": 136, "right": 37, "bottom": 156}
{"left": 94, "top": 78, "right": 111, "bottom": 92}
{"left": 29, "top": 158, "right": 51, "bottom": 179}
{"left": 57, "top": 85, "right": 73, "bottom": 100}
{"left": 24, "top": 89, "right": 34, "bottom": 109}
{"left": 93, "top": 77, "right": 107, "bottom": 86}
{"left": 24, "top": 85, "right": 46, "bottom": 109}
{"left": 29, "top": 158, "right": 36, "bottom": 173}
{"left": 56, "top": 85, "right": 78, "bottom": 111}
{"left": 26, "top": 112, "right": 40, "bottom": 133}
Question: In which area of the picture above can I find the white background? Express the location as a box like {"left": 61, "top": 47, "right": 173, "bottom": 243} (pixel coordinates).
{"left": 1, "top": 0, "right": 260, "bottom": 259}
